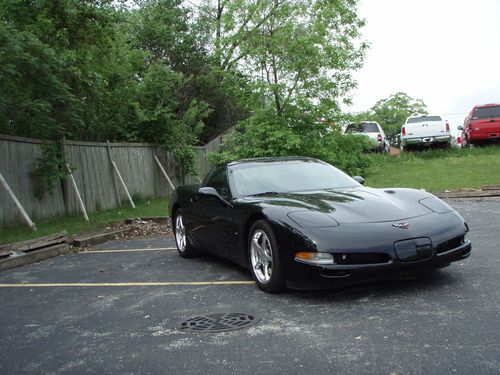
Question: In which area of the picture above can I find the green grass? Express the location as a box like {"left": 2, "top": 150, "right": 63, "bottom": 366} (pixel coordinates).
{"left": 364, "top": 146, "right": 500, "bottom": 192}
{"left": 0, "top": 197, "right": 169, "bottom": 245}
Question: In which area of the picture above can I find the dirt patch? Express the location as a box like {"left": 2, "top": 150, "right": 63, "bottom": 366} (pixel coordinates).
{"left": 107, "top": 219, "right": 173, "bottom": 240}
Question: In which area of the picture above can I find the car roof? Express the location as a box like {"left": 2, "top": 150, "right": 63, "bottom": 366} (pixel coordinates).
{"left": 228, "top": 156, "right": 320, "bottom": 166}
{"left": 472, "top": 103, "right": 500, "bottom": 109}
{"left": 407, "top": 114, "right": 441, "bottom": 118}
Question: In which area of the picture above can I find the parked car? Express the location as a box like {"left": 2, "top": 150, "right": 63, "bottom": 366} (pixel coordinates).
{"left": 170, "top": 157, "right": 471, "bottom": 293}
{"left": 401, "top": 115, "right": 451, "bottom": 150}
{"left": 344, "top": 121, "right": 389, "bottom": 152}
{"left": 459, "top": 103, "right": 500, "bottom": 147}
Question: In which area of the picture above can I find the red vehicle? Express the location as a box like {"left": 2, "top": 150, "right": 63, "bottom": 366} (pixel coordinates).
{"left": 460, "top": 103, "right": 500, "bottom": 147}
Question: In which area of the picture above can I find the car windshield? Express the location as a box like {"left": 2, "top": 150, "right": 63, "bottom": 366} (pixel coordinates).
{"left": 345, "top": 122, "right": 379, "bottom": 133}
{"left": 229, "top": 160, "right": 359, "bottom": 197}
{"left": 472, "top": 106, "right": 500, "bottom": 119}
{"left": 407, "top": 116, "right": 442, "bottom": 123}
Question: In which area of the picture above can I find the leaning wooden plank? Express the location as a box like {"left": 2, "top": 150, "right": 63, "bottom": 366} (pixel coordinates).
{"left": 107, "top": 140, "right": 122, "bottom": 207}
{"left": 111, "top": 161, "right": 135, "bottom": 208}
{"left": 72, "top": 229, "right": 126, "bottom": 248}
{"left": 154, "top": 155, "right": 176, "bottom": 191}
{"left": 0, "top": 172, "right": 37, "bottom": 231}
{"left": 0, "top": 243, "right": 70, "bottom": 272}
{"left": 66, "top": 163, "right": 90, "bottom": 222}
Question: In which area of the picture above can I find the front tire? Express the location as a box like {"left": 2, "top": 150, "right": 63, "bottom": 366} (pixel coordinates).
{"left": 173, "top": 210, "right": 198, "bottom": 258}
{"left": 248, "top": 220, "right": 286, "bottom": 293}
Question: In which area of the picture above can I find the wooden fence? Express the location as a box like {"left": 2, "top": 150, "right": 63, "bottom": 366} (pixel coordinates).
{"left": 0, "top": 134, "right": 216, "bottom": 226}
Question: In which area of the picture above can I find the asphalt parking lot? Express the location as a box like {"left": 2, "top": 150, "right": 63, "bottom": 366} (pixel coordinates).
{"left": 0, "top": 198, "right": 499, "bottom": 374}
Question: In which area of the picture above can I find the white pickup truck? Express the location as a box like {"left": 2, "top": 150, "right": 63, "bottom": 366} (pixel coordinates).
{"left": 401, "top": 115, "right": 451, "bottom": 150}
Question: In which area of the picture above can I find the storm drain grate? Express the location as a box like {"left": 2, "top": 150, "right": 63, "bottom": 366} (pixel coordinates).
{"left": 177, "top": 313, "right": 259, "bottom": 333}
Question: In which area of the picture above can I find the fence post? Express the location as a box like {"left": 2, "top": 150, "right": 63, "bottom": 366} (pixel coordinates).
{"left": 0, "top": 172, "right": 37, "bottom": 231}
{"left": 60, "top": 137, "right": 71, "bottom": 214}
{"left": 106, "top": 141, "right": 122, "bottom": 207}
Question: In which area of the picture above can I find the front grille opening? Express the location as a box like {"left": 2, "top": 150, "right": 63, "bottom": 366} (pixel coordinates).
{"left": 333, "top": 253, "right": 391, "bottom": 265}
{"left": 436, "top": 235, "right": 464, "bottom": 254}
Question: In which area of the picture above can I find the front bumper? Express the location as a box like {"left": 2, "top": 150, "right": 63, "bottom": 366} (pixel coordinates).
{"left": 286, "top": 240, "right": 471, "bottom": 290}
{"left": 402, "top": 135, "right": 451, "bottom": 146}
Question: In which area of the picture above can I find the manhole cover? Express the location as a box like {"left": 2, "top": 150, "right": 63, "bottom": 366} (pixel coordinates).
{"left": 177, "top": 313, "right": 259, "bottom": 333}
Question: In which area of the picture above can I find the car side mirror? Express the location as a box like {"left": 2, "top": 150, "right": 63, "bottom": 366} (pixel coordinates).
{"left": 353, "top": 176, "right": 365, "bottom": 185}
{"left": 457, "top": 126, "right": 463, "bottom": 131}
{"left": 197, "top": 187, "right": 233, "bottom": 207}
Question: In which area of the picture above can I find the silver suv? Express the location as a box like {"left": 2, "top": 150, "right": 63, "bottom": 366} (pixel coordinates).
{"left": 344, "top": 121, "right": 389, "bottom": 153}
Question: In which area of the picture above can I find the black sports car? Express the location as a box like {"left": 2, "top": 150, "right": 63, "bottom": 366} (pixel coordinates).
{"left": 170, "top": 157, "right": 471, "bottom": 292}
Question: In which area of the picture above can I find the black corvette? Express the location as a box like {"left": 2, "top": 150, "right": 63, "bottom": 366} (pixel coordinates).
{"left": 170, "top": 157, "right": 471, "bottom": 292}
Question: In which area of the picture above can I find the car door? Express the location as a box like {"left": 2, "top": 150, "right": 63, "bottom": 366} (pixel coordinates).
{"left": 187, "top": 166, "right": 231, "bottom": 255}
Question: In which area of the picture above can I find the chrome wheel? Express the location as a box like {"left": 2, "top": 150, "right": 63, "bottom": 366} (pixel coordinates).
{"left": 250, "top": 229, "right": 273, "bottom": 284}
{"left": 175, "top": 214, "right": 186, "bottom": 252}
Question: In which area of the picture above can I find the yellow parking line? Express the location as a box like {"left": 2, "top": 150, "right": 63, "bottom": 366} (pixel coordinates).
{"left": 0, "top": 281, "right": 254, "bottom": 288}
{"left": 82, "top": 247, "right": 177, "bottom": 253}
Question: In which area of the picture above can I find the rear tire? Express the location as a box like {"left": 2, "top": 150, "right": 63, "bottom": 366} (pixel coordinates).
{"left": 248, "top": 220, "right": 286, "bottom": 293}
{"left": 173, "top": 209, "right": 198, "bottom": 258}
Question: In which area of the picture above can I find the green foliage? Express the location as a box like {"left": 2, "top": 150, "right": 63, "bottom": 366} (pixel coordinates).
{"left": 1, "top": 0, "right": 368, "bottom": 185}
{"left": 0, "top": 21, "right": 78, "bottom": 139}
{"left": 30, "top": 143, "right": 69, "bottom": 199}
{"left": 136, "top": 63, "right": 211, "bottom": 180}
{"left": 211, "top": 107, "right": 372, "bottom": 176}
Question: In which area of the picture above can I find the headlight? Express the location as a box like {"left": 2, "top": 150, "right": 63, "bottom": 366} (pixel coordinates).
{"left": 419, "top": 197, "right": 454, "bottom": 214}
{"left": 295, "top": 252, "right": 335, "bottom": 265}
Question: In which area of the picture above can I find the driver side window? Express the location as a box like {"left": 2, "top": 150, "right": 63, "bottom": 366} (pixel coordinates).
{"left": 205, "top": 166, "right": 230, "bottom": 198}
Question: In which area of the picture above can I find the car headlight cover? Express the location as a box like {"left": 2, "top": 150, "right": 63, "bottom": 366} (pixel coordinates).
{"left": 288, "top": 211, "right": 339, "bottom": 228}
{"left": 295, "top": 252, "right": 335, "bottom": 265}
{"left": 419, "top": 197, "right": 454, "bottom": 214}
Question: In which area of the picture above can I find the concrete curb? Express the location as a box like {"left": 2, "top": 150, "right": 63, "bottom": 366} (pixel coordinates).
{"left": 435, "top": 189, "right": 500, "bottom": 199}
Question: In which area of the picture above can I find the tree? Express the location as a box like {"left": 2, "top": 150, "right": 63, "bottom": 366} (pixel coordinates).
{"left": 370, "top": 92, "right": 428, "bottom": 143}
{"left": 198, "top": 0, "right": 366, "bottom": 115}
{"left": 209, "top": 0, "right": 370, "bottom": 174}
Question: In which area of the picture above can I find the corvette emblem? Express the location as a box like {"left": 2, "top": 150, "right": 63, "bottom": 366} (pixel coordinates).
{"left": 392, "top": 222, "right": 410, "bottom": 230}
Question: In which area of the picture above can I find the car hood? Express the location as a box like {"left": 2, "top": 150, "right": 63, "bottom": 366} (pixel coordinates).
{"left": 243, "top": 187, "right": 434, "bottom": 224}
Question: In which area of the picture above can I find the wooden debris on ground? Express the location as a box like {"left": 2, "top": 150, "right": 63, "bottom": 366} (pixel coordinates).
{"left": 0, "top": 231, "right": 70, "bottom": 271}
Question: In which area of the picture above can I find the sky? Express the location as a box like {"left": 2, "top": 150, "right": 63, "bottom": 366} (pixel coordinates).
{"left": 348, "top": 0, "right": 500, "bottom": 129}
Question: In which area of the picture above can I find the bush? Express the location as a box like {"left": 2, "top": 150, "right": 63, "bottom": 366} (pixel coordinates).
{"left": 210, "top": 108, "right": 372, "bottom": 176}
